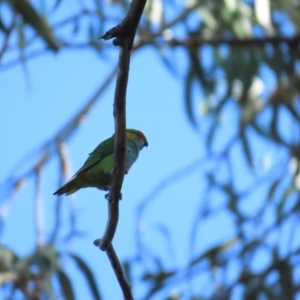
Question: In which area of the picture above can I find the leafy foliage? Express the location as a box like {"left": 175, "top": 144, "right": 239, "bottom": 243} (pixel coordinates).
{"left": 0, "top": 244, "right": 102, "bottom": 299}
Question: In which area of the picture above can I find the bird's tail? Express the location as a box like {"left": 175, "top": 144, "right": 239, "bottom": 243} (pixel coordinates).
{"left": 53, "top": 178, "right": 79, "bottom": 196}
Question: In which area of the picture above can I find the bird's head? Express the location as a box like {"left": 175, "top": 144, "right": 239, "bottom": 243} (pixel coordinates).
{"left": 126, "top": 129, "right": 148, "bottom": 149}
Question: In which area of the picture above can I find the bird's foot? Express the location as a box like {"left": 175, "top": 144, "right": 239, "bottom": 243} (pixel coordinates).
{"left": 109, "top": 168, "right": 128, "bottom": 175}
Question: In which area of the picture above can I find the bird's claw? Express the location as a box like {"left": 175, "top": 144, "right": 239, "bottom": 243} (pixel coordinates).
{"left": 109, "top": 168, "right": 128, "bottom": 175}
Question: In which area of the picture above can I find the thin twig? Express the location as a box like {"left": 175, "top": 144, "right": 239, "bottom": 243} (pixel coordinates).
{"left": 133, "top": 1, "right": 206, "bottom": 48}
{"left": 106, "top": 243, "right": 133, "bottom": 300}
{"left": 94, "top": 241, "right": 133, "bottom": 300}
{"left": 1, "top": 2, "right": 201, "bottom": 71}
{"left": 0, "top": 14, "right": 16, "bottom": 65}
{"left": 168, "top": 34, "right": 300, "bottom": 48}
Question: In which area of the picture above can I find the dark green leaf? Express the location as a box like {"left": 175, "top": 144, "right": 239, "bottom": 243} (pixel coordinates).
{"left": 189, "top": 237, "right": 238, "bottom": 268}
{"left": 11, "top": 0, "right": 59, "bottom": 51}
{"left": 156, "top": 46, "right": 179, "bottom": 76}
{"left": 0, "top": 245, "right": 19, "bottom": 271}
{"left": 285, "top": 103, "right": 300, "bottom": 123}
{"left": 70, "top": 253, "right": 102, "bottom": 300}
{"left": 277, "top": 260, "right": 294, "bottom": 299}
{"left": 0, "top": 17, "right": 8, "bottom": 33}
{"left": 276, "top": 186, "right": 294, "bottom": 225}
{"left": 56, "top": 269, "right": 75, "bottom": 300}
{"left": 267, "top": 179, "right": 280, "bottom": 201}
{"left": 240, "top": 129, "right": 253, "bottom": 169}
{"left": 35, "top": 244, "right": 59, "bottom": 272}
{"left": 206, "top": 118, "right": 218, "bottom": 149}
{"left": 184, "top": 67, "right": 196, "bottom": 127}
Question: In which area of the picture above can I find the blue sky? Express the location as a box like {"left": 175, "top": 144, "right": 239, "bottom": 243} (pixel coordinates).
{"left": 0, "top": 33, "right": 281, "bottom": 300}
{"left": 1, "top": 38, "right": 214, "bottom": 298}
{"left": 1, "top": 1, "right": 299, "bottom": 299}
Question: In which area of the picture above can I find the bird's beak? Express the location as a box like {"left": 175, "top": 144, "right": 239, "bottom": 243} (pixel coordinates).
{"left": 144, "top": 140, "right": 149, "bottom": 147}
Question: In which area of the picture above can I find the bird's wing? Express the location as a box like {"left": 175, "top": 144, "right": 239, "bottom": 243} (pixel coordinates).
{"left": 73, "top": 136, "right": 115, "bottom": 177}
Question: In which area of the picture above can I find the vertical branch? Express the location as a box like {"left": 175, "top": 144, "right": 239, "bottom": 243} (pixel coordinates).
{"left": 100, "top": 48, "right": 130, "bottom": 250}
{"left": 96, "top": 0, "right": 147, "bottom": 251}
{"left": 94, "top": 0, "right": 147, "bottom": 299}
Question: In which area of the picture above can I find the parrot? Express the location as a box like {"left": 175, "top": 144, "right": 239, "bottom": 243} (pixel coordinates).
{"left": 53, "top": 129, "right": 148, "bottom": 196}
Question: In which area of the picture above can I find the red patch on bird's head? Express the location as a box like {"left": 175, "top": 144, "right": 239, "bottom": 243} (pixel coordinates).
{"left": 126, "top": 130, "right": 145, "bottom": 140}
{"left": 137, "top": 130, "right": 148, "bottom": 147}
{"left": 126, "top": 130, "right": 148, "bottom": 147}
{"left": 137, "top": 131, "right": 146, "bottom": 141}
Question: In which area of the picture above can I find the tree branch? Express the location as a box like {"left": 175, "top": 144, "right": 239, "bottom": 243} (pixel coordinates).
{"left": 106, "top": 243, "right": 133, "bottom": 300}
{"left": 99, "top": 48, "right": 130, "bottom": 250}
{"left": 100, "top": 0, "right": 147, "bottom": 50}
{"left": 97, "top": 0, "right": 146, "bottom": 251}
{"left": 94, "top": 241, "right": 133, "bottom": 299}
{"left": 168, "top": 34, "right": 300, "bottom": 48}
{"left": 0, "top": 14, "right": 16, "bottom": 65}
{"left": 93, "top": 2, "right": 147, "bottom": 299}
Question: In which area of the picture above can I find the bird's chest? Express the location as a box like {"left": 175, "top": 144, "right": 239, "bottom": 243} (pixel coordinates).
{"left": 125, "top": 144, "right": 138, "bottom": 170}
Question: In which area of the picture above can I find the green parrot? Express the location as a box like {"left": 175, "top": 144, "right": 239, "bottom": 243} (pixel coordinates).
{"left": 53, "top": 129, "right": 148, "bottom": 196}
